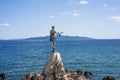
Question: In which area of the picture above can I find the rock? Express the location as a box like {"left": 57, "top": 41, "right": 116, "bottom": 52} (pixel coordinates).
{"left": 67, "top": 75, "right": 87, "bottom": 80}
{"left": 22, "top": 72, "right": 33, "bottom": 80}
{"left": 32, "top": 73, "right": 43, "bottom": 80}
{"left": 42, "top": 52, "right": 65, "bottom": 80}
{"left": 26, "top": 72, "right": 33, "bottom": 79}
{"left": 62, "top": 76, "right": 69, "bottom": 80}
{"left": 76, "top": 69, "right": 82, "bottom": 75}
{"left": 65, "top": 69, "right": 73, "bottom": 75}
{"left": 42, "top": 52, "right": 87, "bottom": 80}
{"left": 84, "top": 71, "right": 93, "bottom": 77}
{"left": 103, "top": 76, "right": 115, "bottom": 80}
{"left": 22, "top": 72, "right": 43, "bottom": 80}
{"left": 0, "top": 73, "right": 6, "bottom": 79}
{"left": 22, "top": 52, "right": 87, "bottom": 80}
{"left": 84, "top": 71, "right": 94, "bottom": 80}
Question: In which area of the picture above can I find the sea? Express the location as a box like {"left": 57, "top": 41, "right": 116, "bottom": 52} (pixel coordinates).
{"left": 0, "top": 39, "right": 120, "bottom": 80}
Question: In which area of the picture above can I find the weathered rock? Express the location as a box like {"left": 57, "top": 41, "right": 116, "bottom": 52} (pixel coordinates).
{"left": 22, "top": 72, "right": 44, "bottom": 80}
{"left": 41, "top": 52, "right": 87, "bottom": 80}
{"left": 32, "top": 73, "right": 43, "bottom": 80}
{"left": 84, "top": 71, "right": 93, "bottom": 78}
{"left": 61, "top": 76, "right": 69, "bottom": 80}
{"left": 0, "top": 73, "right": 6, "bottom": 79}
{"left": 22, "top": 72, "right": 33, "bottom": 80}
{"left": 76, "top": 69, "right": 82, "bottom": 75}
{"left": 22, "top": 52, "right": 87, "bottom": 80}
{"left": 65, "top": 69, "right": 73, "bottom": 75}
{"left": 103, "top": 76, "right": 115, "bottom": 80}
{"left": 42, "top": 52, "right": 65, "bottom": 80}
{"left": 67, "top": 75, "right": 87, "bottom": 80}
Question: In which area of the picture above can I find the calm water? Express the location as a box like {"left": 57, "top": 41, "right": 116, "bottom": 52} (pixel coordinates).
{"left": 0, "top": 39, "right": 120, "bottom": 80}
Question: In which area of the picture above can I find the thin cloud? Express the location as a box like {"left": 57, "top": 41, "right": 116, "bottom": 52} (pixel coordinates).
{"left": 102, "top": 4, "right": 108, "bottom": 8}
{"left": 68, "top": 0, "right": 78, "bottom": 6}
{"left": 49, "top": 16, "right": 55, "bottom": 19}
{"left": 108, "top": 7, "right": 117, "bottom": 11}
{"left": 0, "top": 23, "right": 10, "bottom": 27}
{"left": 109, "top": 16, "right": 120, "bottom": 23}
{"left": 72, "top": 10, "right": 79, "bottom": 16}
{"left": 79, "top": 0, "right": 89, "bottom": 5}
{"left": 102, "top": 4, "right": 117, "bottom": 11}
{"left": 60, "top": 12, "right": 69, "bottom": 16}
{"left": 68, "top": 0, "right": 89, "bottom": 6}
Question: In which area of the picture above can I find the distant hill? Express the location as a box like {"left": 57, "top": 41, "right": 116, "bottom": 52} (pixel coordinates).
{"left": 25, "top": 35, "right": 94, "bottom": 41}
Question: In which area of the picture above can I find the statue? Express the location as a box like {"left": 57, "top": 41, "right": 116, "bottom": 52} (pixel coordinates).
{"left": 50, "top": 26, "right": 63, "bottom": 52}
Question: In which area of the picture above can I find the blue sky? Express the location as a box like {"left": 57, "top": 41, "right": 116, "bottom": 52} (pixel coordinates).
{"left": 0, "top": 0, "right": 120, "bottom": 39}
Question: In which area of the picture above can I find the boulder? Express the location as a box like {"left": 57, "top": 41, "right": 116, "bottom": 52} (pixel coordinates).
{"left": 22, "top": 52, "right": 87, "bottom": 80}
{"left": 22, "top": 72, "right": 33, "bottom": 80}
{"left": 32, "top": 73, "right": 43, "bottom": 80}
{"left": 84, "top": 71, "right": 93, "bottom": 77}
{"left": 22, "top": 72, "right": 43, "bottom": 80}
{"left": 42, "top": 52, "right": 65, "bottom": 80}
{"left": 0, "top": 73, "right": 6, "bottom": 79}
{"left": 42, "top": 52, "right": 87, "bottom": 80}
{"left": 76, "top": 69, "right": 83, "bottom": 75}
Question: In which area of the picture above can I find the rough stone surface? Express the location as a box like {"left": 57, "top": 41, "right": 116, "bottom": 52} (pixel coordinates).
{"left": 84, "top": 71, "right": 93, "bottom": 77}
{"left": 32, "top": 73, "right": 43, "bottom": 80}
{"left": 22, "top": 72, "right": 33, "bottom": 80}
{"left": 41, "top": 52, "right": 87, "bottom": 80}
{"left": 22, "top": 72, "right": 43, "bottom": 80}
{"left": 42, "top": 52, "right": 65, "bottom": 80}
{"left": 42, "top": 52, "right": 65, "bottom": 74}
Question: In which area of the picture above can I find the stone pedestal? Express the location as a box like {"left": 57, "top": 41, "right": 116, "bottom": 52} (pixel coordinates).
{"left": 42, "top": 52, "right": 65, "bottom": 80}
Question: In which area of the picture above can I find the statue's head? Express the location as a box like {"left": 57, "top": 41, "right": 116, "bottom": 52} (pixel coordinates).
{"left": 52, "top": 26, "right": 55, "bottom": 29}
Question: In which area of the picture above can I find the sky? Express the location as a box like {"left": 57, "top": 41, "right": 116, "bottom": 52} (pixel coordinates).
{"left": 0, "top": 0, "right": 120, "bottom": 39}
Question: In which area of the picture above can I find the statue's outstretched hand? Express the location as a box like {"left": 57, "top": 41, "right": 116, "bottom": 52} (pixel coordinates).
{"left": 57, "top": 32, "right": 63, "bottom": 37}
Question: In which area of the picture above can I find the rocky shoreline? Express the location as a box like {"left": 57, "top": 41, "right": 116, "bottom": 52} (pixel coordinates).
{"left": 21, "top": 52, "right": 115, "bottom": 80}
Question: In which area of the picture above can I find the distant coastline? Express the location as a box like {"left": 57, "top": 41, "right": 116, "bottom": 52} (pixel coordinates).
{"left": 25, "top": 35, "right": 94, "bottom": 41}
{"left": 1, "top": 36, "right": 120, "bottom": 41}
{"left": 0, "top": 35, "right": 94, "bottom": 41}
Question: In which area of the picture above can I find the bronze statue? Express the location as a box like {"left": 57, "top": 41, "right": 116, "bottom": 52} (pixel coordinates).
{"left": 50, "top": 26, "right": 63, "bottom": 52}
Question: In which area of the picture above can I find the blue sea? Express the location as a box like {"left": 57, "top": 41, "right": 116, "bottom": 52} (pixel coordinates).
{"left": 0, "top": 39, "right": 120, "bottom": 80}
